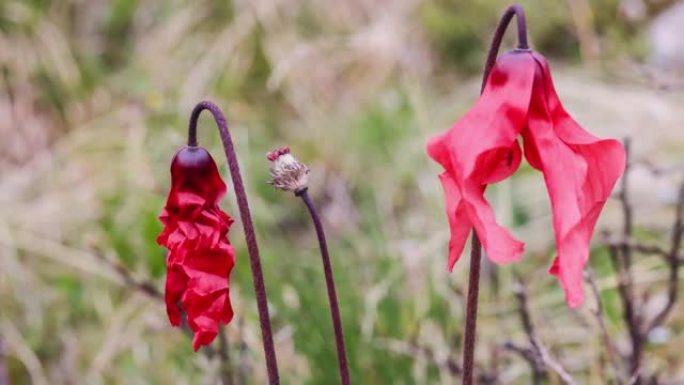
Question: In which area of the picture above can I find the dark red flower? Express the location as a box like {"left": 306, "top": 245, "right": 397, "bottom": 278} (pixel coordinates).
{"left": 427, "top": 49, "right": 626, "bottom": 307}
{"left": 157, "top": 146, "right": 235, "bottom": 350}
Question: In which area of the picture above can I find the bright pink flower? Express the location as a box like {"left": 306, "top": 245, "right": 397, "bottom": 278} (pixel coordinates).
{"left": 157, "top": 146, "right": 235, "bottom": 350}
{"left": 427, "top": 49, "right": 625, "bottom": 307}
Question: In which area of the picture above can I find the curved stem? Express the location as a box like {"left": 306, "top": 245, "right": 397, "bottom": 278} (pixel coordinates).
{"left": 188, "top": 101, "right": 280, "bottom": 385}
{"left": 463, "top": 5, "right": 529, "bottom": 384}
{"left": 296, "top": 188, "right": 351, "bottom": 385}
{"left": 481, "top": 4, "right": 529, "bottom": 91}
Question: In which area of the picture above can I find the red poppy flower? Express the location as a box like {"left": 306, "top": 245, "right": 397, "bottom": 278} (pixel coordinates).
{"left": 427, "top": 49, "right": 626, "bottom": 308}
{"left": 157, "top": 146, "right": 236, "bottom": 350}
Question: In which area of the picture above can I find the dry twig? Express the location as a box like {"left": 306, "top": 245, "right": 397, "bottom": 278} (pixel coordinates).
{"left": 92, "top": 248, "right": 239, "bottom": 378}
{"left": 645, "top": 180, "right": 684, "bottom": 332}
{"left": 600, "top": 138, "right": 684, "bottom": 384}
{"left": 92, "top": 250, "right": 163, "bottom": 300}
{"left": 504, "top": 280, "right": 577, "bottom": 385}
{"left": 585, "top": 268, "right": 624, "bottom": 385}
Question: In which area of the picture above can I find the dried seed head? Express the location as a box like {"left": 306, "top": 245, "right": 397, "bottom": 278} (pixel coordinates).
{"left": 266, "top": 146, "right": 309, "bottom": 193}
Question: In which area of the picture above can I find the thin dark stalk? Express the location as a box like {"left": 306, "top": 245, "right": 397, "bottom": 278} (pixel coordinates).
{"left": 463, "top": 5, "right": 529, "bottom": 384}
{"left": 462, "top": 234, "right": 482, "bottom": 385}
{"left": 616, "top": 139, "right": 642, "bottom": 382}
{"left": 512, "top": 280, "right": 576, "bottom": 385}
{"left": 511, "top": 281, "right": 544, "bottom": 385}
{"left": 646, "top": 180, "right": 684, "bottom": 331}
{"left": 296, "top": 188, "right": 350, "bottom": 385}
{"left": 481, "top": 4, "right": 529, "bottom": 91}
{"left": 188, "top": 101, "right": 280, "bottom": 385}
{"left": 503, "top": 341, "right": 543, "bottom": 384}
{"left": 585, "top": 269, "right": 624, "bottom": 385}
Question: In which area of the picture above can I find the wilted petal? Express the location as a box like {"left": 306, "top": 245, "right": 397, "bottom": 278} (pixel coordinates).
{"left": 522, "top": 54, "right": 626, "bottom": 307}
{"left": 165, "top": 265, "right": 187, "bottom": 326}
{"left": 438, "top": 172, "right": 471, "bottom": 270}
{"left": 157, "top": 146, "right": 236, "bottom": 349}
{"left": 427, "top": 52, "right": 536, "bottom": 264}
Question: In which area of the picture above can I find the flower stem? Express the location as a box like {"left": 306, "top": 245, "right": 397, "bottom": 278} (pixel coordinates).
{"left": 462, "top": 234, "right": 482, "bottom": 385}
{"left": 296, "top": 188, "right": 350, "bottom": 385}
{"left": 481, "top": 4, "right": 529, "bottom": 91}
{"left": 464, "top": 5, "right": 529, "bottom": 384}
{"left": 188, "top": 101, "right": 280, "bottom": 385}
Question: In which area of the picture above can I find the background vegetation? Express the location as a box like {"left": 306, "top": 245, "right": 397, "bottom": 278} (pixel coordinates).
{"left": 2, "top": 0, "right": 684, "bottom": 384}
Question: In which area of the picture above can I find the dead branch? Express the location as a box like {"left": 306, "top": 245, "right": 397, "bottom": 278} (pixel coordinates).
{"left": 601, "top": 138, "right": 684, "bottom": 384}
{"left": 507, "top": 280, "right": 577, "bottom": 385}
{"left": 585, "top": 268, "right": 624, "bottom": 385}
{"left": 600, "top": 234, "right": 669, "bottom": 260}
{"left": 612, "top": 139, "right": 644, "bottom": 381}
{"left": 91, "top": 249, "right": 163, "bottom": 301}
{"left": 645, "top": 180, "right": 684, "bottom": 333}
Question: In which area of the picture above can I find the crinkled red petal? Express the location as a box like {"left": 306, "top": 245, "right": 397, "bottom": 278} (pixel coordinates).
{"left": 157, "top": 147, "right": 236, "bottom": 349}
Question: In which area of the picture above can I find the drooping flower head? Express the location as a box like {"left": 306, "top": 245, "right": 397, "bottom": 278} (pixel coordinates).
{"left": 427, "top": 48, "right": 626, "bottom": 308}
{"left": 157, "top": 145, "right": 236, "bottom": 350}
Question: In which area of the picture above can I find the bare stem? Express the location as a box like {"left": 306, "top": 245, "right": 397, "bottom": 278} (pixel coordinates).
{"left": 188, "top": 100, "right": 280, "bottom": 385}
{"left": 613, "top": 139, "right": 642, "bottom": 382}
{"left": 296, "top": 188, "right": 351, "bottom": 385}
{"left": 585, "top": 268, "right": 624, "bottom": 385}
{"left": 646, "top": 180, "right": 684, "bottom": 332}
{"left": 92, "top": 248, "right": 163, "bottom": 300}
{"left": 511, "top": 280, "right": 577, "bottom": 385}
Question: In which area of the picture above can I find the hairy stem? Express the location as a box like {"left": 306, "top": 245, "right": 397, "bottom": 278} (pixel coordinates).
{"left": 296, "top": 188, "right": 351, "bottom": 385}
{"left": 188, "top": 101, "right": 280, "bottom": 385}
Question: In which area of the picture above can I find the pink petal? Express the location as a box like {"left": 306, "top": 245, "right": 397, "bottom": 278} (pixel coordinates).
{"left": 438, "top": 172, "right": 472, "bottom": 270}
{"left": 427, "top": 52, "right": 536, "bottom": 265}
{"left": 522, "top": 54, "right": 626, "bottom": 307}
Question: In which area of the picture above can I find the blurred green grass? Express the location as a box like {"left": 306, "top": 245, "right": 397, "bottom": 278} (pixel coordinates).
{"left": 1, "top": 0, "right": 684, "bottom": 384}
